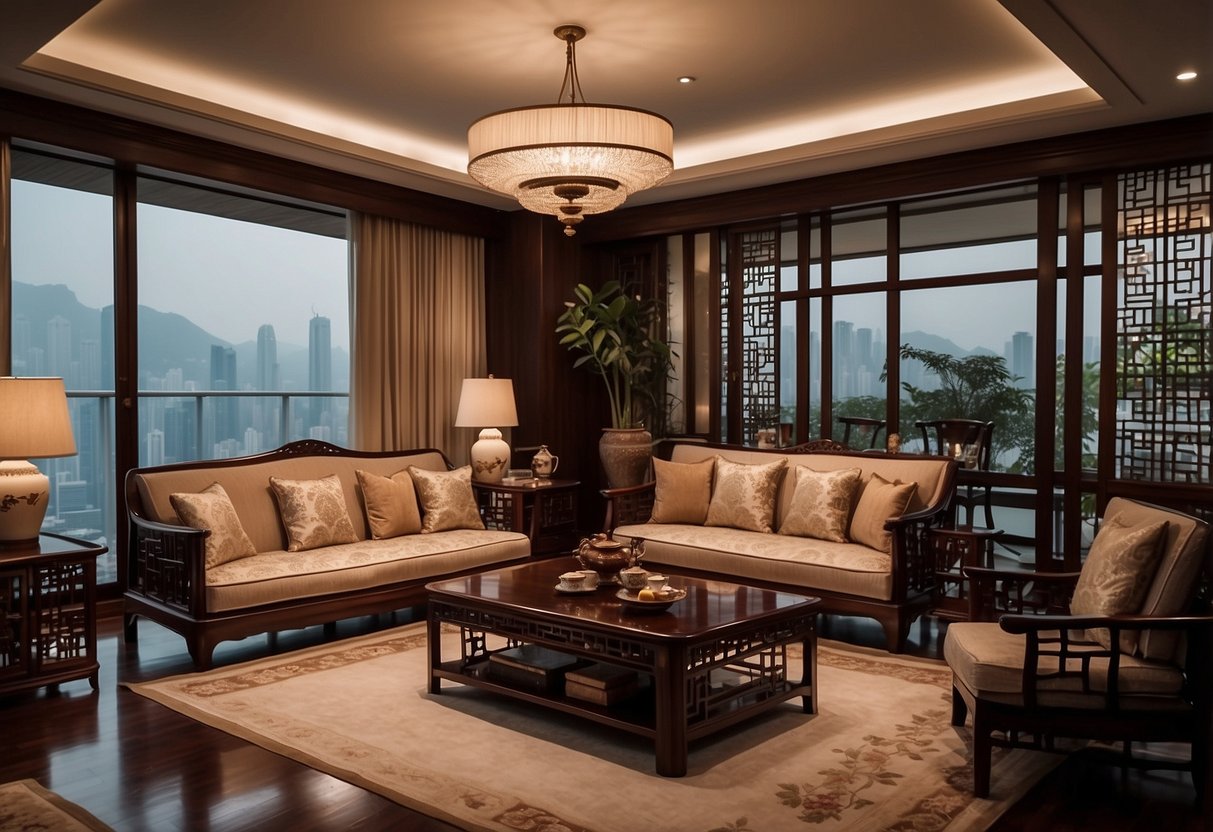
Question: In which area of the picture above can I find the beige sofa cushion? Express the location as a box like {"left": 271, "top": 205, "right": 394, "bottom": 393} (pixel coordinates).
{"left": 134, "top": 451, "right": 451, "bottom": 552}
{"left": 169, "top": 482, "right": 257, "bottom": 568}
{"left": 356, "top": 469, "right": 422, "bottom": 539}
{"left": 705, "top": 456, "right": 787, "bottom": 533}
{"left": 270, "top": 474, "right": 359, "bottom": 552}
{"left": 849, "top": 473, "right": 917, "bottom": 553}
{"left": 410, "top": 465, "right": 485, "bottom": 533}
{"left": 651, "top": 457, "right": 714, "bottom": 524}
{"left": 1070, "top": 515, "right": 1168, "bottom": 652}
{"left": 779, "top": 465, "right": 862, "bottom": 543}
{"left": 205, "top": 530, "right": 530, "bottom": 612}
{"left": 617, "top": 523, "right": 893, "bottom": 600}
{"left": 944, "top": 621, "right": 1184, "bottom": 710}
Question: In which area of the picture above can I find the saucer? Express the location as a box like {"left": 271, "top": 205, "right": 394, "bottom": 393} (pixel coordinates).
{"left": 615, "top": 587, "right": 686, "bottom": 612}
{"left": 554, "top": 583, "right": 598, "bottom": 595}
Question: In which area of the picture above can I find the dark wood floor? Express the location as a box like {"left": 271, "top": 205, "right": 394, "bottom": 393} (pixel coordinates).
{"left": 0, "top": 612, "right": 1204, "bottom": 831}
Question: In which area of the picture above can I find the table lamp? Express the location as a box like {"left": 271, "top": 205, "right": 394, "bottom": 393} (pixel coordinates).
{"left": 454, "top": 376, "right": 518, "bottom": 483}
{"left": 0, "top": 377, "right": 77, "bottom": 543}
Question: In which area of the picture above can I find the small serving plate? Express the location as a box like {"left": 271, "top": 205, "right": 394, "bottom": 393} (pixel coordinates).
{"left": 615, "top": 587, "right": 686, "bottom": 612}
{"left": 554, "top": 584, "right": 598, "bottom": 595}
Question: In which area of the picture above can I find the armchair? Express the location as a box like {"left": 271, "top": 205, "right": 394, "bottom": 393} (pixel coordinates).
{"left": 943, "top": 497, "right": 1212, "bottom": 801}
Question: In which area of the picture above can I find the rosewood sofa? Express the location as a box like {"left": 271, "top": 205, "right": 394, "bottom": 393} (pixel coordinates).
{"left": 602, "top": 440, "right": 958, "bottom": 652}
{"left": 124, "top": 440, "right": 530, "bottom": 668}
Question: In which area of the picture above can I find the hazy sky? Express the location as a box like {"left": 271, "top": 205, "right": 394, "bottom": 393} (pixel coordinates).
{"left": 12, "top": 180, "right": 349, "bottom": 350}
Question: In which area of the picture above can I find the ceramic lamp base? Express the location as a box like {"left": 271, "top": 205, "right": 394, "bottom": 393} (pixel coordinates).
{"left": 469, "top": 428, "right": 510, "bottom": 483}
{"left": 0, "top": 460, "right": 51, "bottom": 543}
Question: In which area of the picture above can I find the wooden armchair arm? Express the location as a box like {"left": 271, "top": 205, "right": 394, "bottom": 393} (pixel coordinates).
{"left": 995, "top": 612, "right": 1213, "bottom": 709}
{"left": 127, "top": 511, "right": 208, "bottom": 617}
{"left": 962, "top": 565, "right": 1081, "bottom": 621}
{"left": 601, "top": 481, "right": 656, "bottom": 531}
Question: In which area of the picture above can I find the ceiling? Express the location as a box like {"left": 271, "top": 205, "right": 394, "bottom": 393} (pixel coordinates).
{"left": 2, "top": 1, "right": 1210, "bottom": 211}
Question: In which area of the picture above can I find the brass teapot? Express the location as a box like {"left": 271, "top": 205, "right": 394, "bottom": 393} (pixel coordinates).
{"left": 576, "top": 533, "right": 643, "bottom": 583}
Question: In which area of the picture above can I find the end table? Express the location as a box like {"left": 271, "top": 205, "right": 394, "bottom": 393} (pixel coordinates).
{"left": 929, "top": 524, "right": 1002, "bottom": 621}
{"left": 473, "top": 478, "right": 581, "bottom": 556}
{"left": 0, "top": 532, "right": 105, "bottom": 696}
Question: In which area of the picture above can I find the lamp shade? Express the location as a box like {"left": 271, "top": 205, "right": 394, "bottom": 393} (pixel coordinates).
{"left": 454, "top": 377, "right": 519, "bottom": 428}
{"left": 0, "top": 377, "right": 76, "bottom": 459}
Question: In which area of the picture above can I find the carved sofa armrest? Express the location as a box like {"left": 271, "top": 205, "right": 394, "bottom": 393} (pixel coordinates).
{"left": 601, "top": 481, "right": 656, "bottom": 531}
{"left": 960, "top": 564, "right": 1081, "bottom": 621}
{"left": 128, "top": 510, "right": 208, "bottom": 618}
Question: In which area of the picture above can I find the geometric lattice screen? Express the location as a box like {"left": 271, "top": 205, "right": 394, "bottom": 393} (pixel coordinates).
{"left": 1116, "top": 163, "right": 1212, "bottom": 483}
{"left": 732, "top": 228, "right": 779, "bottom": 445}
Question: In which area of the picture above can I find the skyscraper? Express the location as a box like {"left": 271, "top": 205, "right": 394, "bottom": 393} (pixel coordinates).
{"left": 210, "top": 344, "right": 238, "bottom": 443}
{"left": 256, "top": 324, "right": 279, "bottom": 390}
{"left": 308, "top": 314, "right": 332, "bottom": 433}
{"left": 47, "top": 315, "right": 72, "bottom": 378}
{"left": 1010, "top": 331, "right": 1034, "bottom": 389}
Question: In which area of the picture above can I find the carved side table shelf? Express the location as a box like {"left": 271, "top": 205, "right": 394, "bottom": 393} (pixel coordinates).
{"left": 473, "top": 478, "right": 581, "bottom": 556}
{"left": 929, "top": 524, "right": 1002, "bottom": 621}
{"left": 0, "top": 532, "right": 104, "bottom": 696}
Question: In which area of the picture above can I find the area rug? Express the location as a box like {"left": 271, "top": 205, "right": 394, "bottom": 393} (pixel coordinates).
{"left": 0, "top": 779, "right": 113, "bottom": 832}
{"left": 128, "top": 624, "right": 1056, "bottom": 832}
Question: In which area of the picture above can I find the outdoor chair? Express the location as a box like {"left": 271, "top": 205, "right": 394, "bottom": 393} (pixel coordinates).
{"left": 916, "top": 418, "right": 995, "bottom": 527}
{"left": 837, "top": 416, "right": 886, "bottom": 450}
{"left": 943, "top": 497, "right": 1212, "bottom": 802}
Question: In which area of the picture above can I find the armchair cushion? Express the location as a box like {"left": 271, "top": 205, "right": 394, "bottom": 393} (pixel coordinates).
{"left": 848, "top": 472, "right": 916, "bottom": 553}
{"left": 705, "top": 456, "right": 787, "bottom": 533}
{"left": 778, "top": 465, "right": 862, "bottom": 543}
{"left": 650, "top": 457, "right": 714, "bottom": 524}
{"left": 944, "top": 621, "right": 1185, "bottom": 708}
{"left": 1069, "top": 516, "right": 1168, "bottom": 651}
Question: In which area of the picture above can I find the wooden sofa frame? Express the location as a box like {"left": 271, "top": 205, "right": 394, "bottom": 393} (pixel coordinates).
{"left": 602, "top": 441, "right": 958, "bottom": 652}
{"left": 123, "top": 440, "right": 517, "bottom": 668}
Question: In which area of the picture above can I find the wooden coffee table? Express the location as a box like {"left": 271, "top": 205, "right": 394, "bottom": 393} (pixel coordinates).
{"left": 426, "top": 560, "right": 819, "bottom": 776}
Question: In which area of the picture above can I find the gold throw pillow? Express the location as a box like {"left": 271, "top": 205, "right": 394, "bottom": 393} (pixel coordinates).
{"left": 650, "top": 457, "right": 715, "bottom": 525}
{"left": 408, "top": 465, "right": 486, "bottom": 533}
{"left": 779, "top": 465, "right": 863, "bottom": 542}
{"left": 169, "top": 482, "right": 258, "bottom": 569}
{"left": 1070, "top": 516, "right": 1168, "bottom": 651}
{"left": 269, "top": 474, "right": 358, "bottom": 552}
{"left": 356, "top": 468, "right": 422, "bottom": 539}
{"left": 704, "top": 456, "right": 788, "bottom": 533}
{"left": 848, "top": 472, "right": 917, "bottom": 553}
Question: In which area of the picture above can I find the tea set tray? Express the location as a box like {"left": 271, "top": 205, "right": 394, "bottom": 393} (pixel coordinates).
{"left": 615, "top": 587, "right": 687, "bottom": 612}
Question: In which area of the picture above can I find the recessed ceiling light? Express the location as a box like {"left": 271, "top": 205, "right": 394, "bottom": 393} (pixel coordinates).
{"left": 677, "top": 76, "right": 696, "bottom": 84}
{"left": 1176, "top": 70, "right": 1198, "bottom": 81}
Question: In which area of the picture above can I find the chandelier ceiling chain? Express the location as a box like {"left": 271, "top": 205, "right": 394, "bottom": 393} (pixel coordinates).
{"left": 467, "top": 24, "right": 674, "bottom": 236}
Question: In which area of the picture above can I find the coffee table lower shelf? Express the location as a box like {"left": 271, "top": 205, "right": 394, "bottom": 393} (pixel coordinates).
{"left": 427, "top": 610, "right": 818, "bottom": 776}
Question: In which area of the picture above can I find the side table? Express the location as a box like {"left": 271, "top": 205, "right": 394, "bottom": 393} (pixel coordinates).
{"left": 473, "top": 478, "right": 581, "bottom": 556}
{"left": 929, "top": 525, "right": 1002, "bottom": 621}
{"left": 0, "top": 532, "right": 105, "bottom": 696}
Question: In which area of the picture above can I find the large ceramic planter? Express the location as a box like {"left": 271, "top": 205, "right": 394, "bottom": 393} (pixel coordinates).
{"left": 599, "top": 427, "right": 653, "bottom": 488}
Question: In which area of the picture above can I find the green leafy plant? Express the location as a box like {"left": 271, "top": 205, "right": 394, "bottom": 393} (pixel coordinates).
{"left": 555, "top": 280, "right": 674, "bottom": 429}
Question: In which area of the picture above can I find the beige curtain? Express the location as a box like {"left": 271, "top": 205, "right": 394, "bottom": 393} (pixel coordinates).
{"left": 1, "top": 138, "right": 10, "bottom": 374}
{"left": 349, "top": 213, "right": 486, "bottom": 463}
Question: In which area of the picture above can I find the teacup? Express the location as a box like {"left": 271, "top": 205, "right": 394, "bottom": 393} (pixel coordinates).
{"left": 577, "top": 569, "right": 600, "bottom": 590}
{"left": 619, "top": 566, "right": 649, "bottom": 591}
{"left": 646, "top": 574, "right": 668, "bottom": 593}
{"left": 558, "top": 571, "right": 588, "bottom": 591}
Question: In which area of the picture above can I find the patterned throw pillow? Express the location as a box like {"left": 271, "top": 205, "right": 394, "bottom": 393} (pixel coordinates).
{"left": 1070, "top": 516, "right": 1168, "bottom": 651}
{"left": 779, "top": 465, "right": 863, "bottom": 542}
{"left": 356, "top": 469, "right": 422, "bottom": 539}
{"left": 408, "top": 465, "right": 486, "bottom": 533}
{"left": 269, "top": 474, "right": 359, "bottom": 552}
{"left": 704, "top": 456, "right": 788, "bottom": 533}
{"left": 169, "top": 482, "right": 258, "bottom": 569}
{"left": 848, "top": 472, "right": 917, "bottom": 553}
{"left": 650, "top": 457, "right": 715, "bottom": 525}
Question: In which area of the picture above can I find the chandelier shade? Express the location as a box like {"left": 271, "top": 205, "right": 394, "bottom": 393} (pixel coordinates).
{"left": 467, "top": 25, "right": 674, "bottom": 235}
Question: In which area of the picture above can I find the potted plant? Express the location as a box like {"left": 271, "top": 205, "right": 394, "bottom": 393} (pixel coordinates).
{"left": 556, "top": 280, "right": 674, "bottom": 487}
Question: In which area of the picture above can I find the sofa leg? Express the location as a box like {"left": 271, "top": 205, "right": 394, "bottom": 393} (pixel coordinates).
{"left": 951, "top": 683, "right": 968, "bottom": 726}
{"left": 188, "top": 635, "right": 215, "bottom": 671}
{"left": 972, "top": 709, "right": 992, "bottom": 798}
{"left": 123, "top": 613, "right": 139, "bottom": 643}
{"left": 882, "top": 616, "right": 909, "bottom": 653}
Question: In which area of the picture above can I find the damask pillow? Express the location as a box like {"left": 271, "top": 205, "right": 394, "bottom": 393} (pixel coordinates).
{"left": 779, "top": 465, "right": 863, "bottom": 542}
{"left": 356, "top": 468, "right": 422, "bottom": 539}
{"left": 650, "top": 457, "right": 715, "bottom": 524}
{"left": 1070, "top": 516, "right": 1168, "bottom": 652}
{"left": 704, "top": 456, "right": 787, "bottom": 533}
{"left": 169, "top": 482, "right": 258, "bottom": 569}
{"left": 408, "top": 465, "right": 486, "bottom": 533}
{"left": 269, "top": 474, "right": 358, "bottom": 552}
{"left": 848, "top": 472, "right": 917, "bottom": 553}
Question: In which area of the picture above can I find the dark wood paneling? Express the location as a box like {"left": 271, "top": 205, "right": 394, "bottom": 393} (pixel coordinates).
{"left": 0, "top": 88, "right": 507, "bottom": 237}
{"left": 581, "top": 114, "right": 1213, "bottom": 241}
